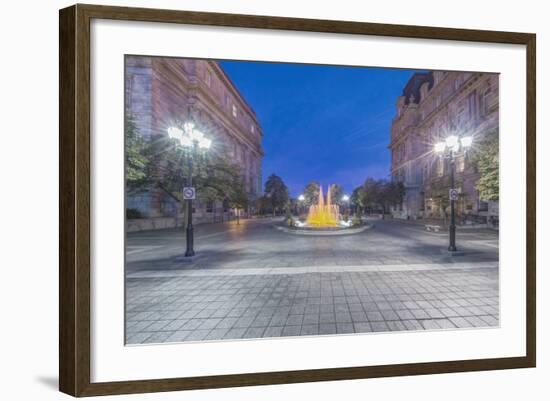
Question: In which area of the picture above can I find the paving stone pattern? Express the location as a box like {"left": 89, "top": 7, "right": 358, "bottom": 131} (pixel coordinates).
{"left": 126, "top": 267, "right": 499, "bottom": 344}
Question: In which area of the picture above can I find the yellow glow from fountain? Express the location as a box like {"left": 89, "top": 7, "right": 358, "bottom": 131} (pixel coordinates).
{"left": 306, "top": 185, "right": 340, "bottom": 227}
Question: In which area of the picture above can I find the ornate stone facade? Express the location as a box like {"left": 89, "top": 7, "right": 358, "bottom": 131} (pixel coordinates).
{"left": 389, "top": 71, "right": 499, "bottom": 221}
{"left": 125, "top": 56, "right": 263, "bottom": 227}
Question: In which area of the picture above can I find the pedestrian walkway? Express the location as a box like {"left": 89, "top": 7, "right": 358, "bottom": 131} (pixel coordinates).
{"left": 126, "top": 264, "right": 498, "bottom": 344}
{"left": 125, "top": 218, "right": 499, "bottom": 344}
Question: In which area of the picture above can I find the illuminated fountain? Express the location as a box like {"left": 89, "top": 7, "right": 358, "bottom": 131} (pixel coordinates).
{"left": 275, "top": 183, "right": 371, "bottom": 235}
{"left": 306, "top": 185, "right": 340, "bottom": 227}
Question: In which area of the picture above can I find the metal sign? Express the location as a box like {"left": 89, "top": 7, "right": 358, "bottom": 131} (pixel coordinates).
{"left": 183, "top": 187, "right": 196, "bottom": 200}
{"left": 449, "top": 188, "right": 459, "bottom": 201}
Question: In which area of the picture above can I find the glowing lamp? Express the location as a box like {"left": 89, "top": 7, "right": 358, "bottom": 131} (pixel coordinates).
{"left": 189, "top": 129, "right": 204, "bottom": 142}
{"left": 434, "top": 142, "right": 446, "bottom": 153}
{"left": 461, "top": 136, "right": 473, "bottom": 148}
{"left": 167, "top": 126, "right": 183, "bottom": 141}
{"left": 445, "top": 135, "right": 459, "bottom": 148}
{"left": 198, "top": 137, "right": 212, "bottom": 149}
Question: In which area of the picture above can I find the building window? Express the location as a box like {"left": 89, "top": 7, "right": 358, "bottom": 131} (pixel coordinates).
{"left": 454, "top": 79, "right": 460, "bottom": 91}
{"left": 435, "top": 95, "right": 441, "bottom": 109}
{"left": 250, "top": 124, "right": 255, "bottom": 134}
{"left": 206, "top": 201, "right": 214, "bottom": 213}
{"left": 224, "top": 93, "right": 229, "bottom": 107}
{"left": 232, "top": 104, "right": 237, "bottom": 118}
{"left": 205, "top": 70, "right": 211, "bottom": 87}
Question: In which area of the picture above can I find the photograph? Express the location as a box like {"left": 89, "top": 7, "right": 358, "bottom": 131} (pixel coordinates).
{"left": 124, "top": 55, "right": 500, "bottom": 345}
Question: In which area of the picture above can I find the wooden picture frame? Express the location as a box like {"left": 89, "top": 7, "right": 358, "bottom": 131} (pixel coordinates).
{"left": 59, "top": 3, "right": 536, "bottom": 397}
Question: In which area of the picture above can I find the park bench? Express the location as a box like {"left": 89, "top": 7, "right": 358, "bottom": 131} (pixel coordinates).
{"left": 425, "top": 224, "right": 441, "bottom": 232}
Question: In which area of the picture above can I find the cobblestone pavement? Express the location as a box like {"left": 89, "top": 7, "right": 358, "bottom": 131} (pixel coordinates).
{"left": 125, "top": 218, "right": 499, "bottom": 344}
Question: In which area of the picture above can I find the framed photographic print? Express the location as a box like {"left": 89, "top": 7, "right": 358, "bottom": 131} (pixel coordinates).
{"left": 59, "top": 4, "right": 536, "bottom": 397}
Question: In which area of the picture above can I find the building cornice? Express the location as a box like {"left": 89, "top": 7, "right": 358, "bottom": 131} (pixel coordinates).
{"left": 194, "top": 90, "right": 264, "bottom": 157}
{"left": 208, "top": 61, "right": 261, "bottom": 129}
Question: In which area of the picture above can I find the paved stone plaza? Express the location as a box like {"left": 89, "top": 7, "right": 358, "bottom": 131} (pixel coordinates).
{"left": 125, "top": 218, "right": 499, "bottom": 344}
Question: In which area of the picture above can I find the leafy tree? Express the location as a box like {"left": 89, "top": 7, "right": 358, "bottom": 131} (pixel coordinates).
{"left": 140, "top": 134, "right": 246, "bottom": 215}
{"left": 228, "top": 178, "right": 249, "bottom": 224}
{"left": 302, "top": 181, "right": 320, "bottom": 208}
{"left": 350, "top": 186, "right": 366, "bottom": 214}
{"left": 470, "top": 130, "right": 499, "bottom": 201}
{"left": 125, "top": 116, "right": 148, "bottom": 188}
{"left": 426, "top": 174, "right": 464, "bottom": 219}
{"left": 354, "top": 179, "right": 405, "bottom": 214}
{"left": 380, "top": 181, "right": 405, "bottom": 212}
{"left": 264, "top": 174, "right": 289, "bottom": 215}
{"left": 362, "top": 178, "right": 383, "bottom": 212}
{"left": 329, "top": 184, "right": 344, "bottom": 206}
{"left": 255, "top": 195, "right": 271, "bottom": 216}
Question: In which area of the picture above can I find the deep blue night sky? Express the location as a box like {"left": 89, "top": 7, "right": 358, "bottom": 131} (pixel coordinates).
{"left": 219, "top": 60, "right": 418, "bottom": 197}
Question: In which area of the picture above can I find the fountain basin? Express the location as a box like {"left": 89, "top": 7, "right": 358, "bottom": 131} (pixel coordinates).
{"left": 274, "top": 223, "right": 373, "bottom": 236}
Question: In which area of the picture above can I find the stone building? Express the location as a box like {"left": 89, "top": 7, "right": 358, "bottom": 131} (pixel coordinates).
{"left": 389, "top": 70, "right": 499, "bottom": 222}
{"left": 125, "top": 56, "right": 263, "bottom": 230}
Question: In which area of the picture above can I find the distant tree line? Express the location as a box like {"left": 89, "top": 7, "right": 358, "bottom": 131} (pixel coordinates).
{"left": 254, "top": 176, "right": 405, "bottom": 218}
{"left": 350, "top": 178, "right": 405, "bottom": 215}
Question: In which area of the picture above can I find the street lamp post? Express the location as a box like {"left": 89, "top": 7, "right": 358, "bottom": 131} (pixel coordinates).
{"left": 168, "top": 122, "right": 212, "bottom": 258}
{"left": 434, "top": 134, "right": 473, "bottom": 253}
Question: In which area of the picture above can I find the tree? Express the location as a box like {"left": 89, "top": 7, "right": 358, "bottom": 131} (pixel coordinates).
{"left": 139, "top": 134, "right": 246, "bottom": 217}
{"left": 362, "top": 178, "right": 383, "bottom": 212}
{"left": 380, "top": 181, "right": 405, "bottom": 212}
{"left": 256, "top": 195, "right": 271, "bottom": 216}
{"left": 329, "top": 184, "right": 344, "bottom": 206}
{"left": 125, "top": 116, "right": 148, "bottom": 188}
{"left": 470, "top": 130, "right": 499, "bottom": 201}
{"left": 426, "top": 174, "right": 463, "bottom": 219}
{"left": 228, "top": 178, "right": 249, "bottom": 224}
{"left": 302, "top": 181, "right": 320, "bottom": 208}
{"left": 350, "top": 186, "right": 366, "bottom": 214}
{"left": 264, "top": 174, "right": 289, "bottom": 215}
{"left": 355, "top": 179, "right": 405, "bottom": 214}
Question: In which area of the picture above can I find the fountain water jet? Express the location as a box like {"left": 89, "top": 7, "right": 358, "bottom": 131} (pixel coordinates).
{"left": 306, "top": 185, "right": 340, "bottom": 227}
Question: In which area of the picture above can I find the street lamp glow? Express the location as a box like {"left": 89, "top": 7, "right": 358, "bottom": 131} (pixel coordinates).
{"left": 180, "top": 135, "right": 193, "bottom": 148}
{"left": 298, "top": 194, "right": 305, "bottom": 201}
{"left": 189, "top": 128, "right": 204, "bottom": 142}
{"left": 198, "top": 137, "right": 212, "bottom": 149}
{"left": 183, "top": 121, "right": 195, "bottom": 134}
{"left": 445, "top": 135, "right": 459, "bottom": 148}
{"left": 342, "top": 194, "right": 350, "bottom": 202}
{"left": 461, "top": 136, "right": 473, "bottom": 148}
{"left": 167, "top": 126, "right": 183, "bottom": 141}
{"left": 168, "top": 123, "right": 212, "bottom": 150}
{"left": 434, "top": 142, "right": 446, "bottom": 153}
